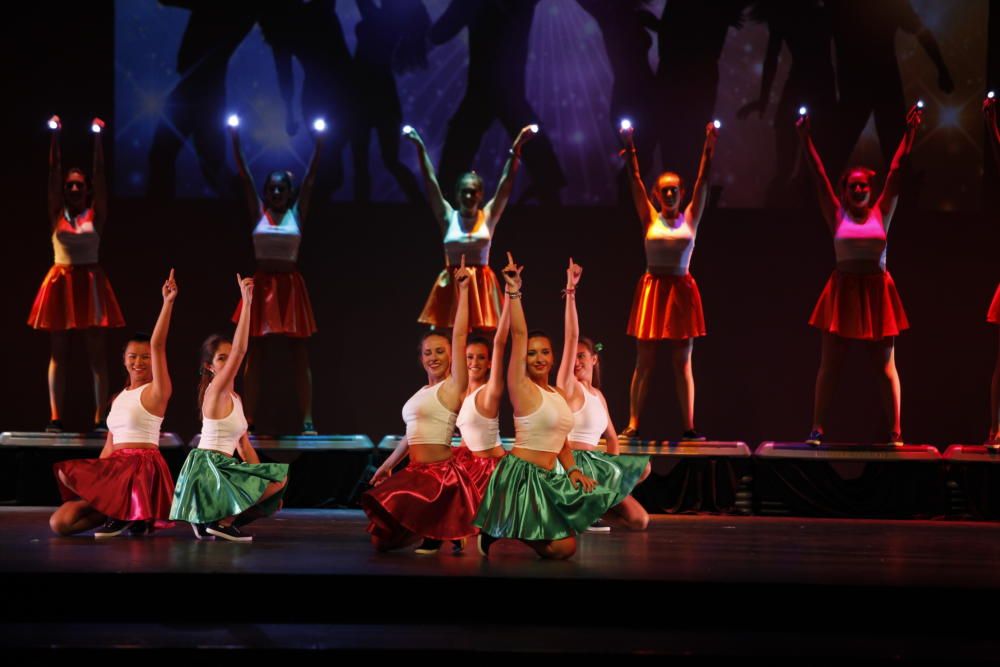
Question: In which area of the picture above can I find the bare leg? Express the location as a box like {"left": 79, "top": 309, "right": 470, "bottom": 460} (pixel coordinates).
{"left": 605, "top": 496, "right": 649, "bottom": 531}
{"left": 289, "top": 338, "right": 313, "bottom": 430}
{"left": 991, "top": 329, "right": 1000, "bottom": 442}
{"left": 48, "top": 331, "right": 69, "bottom": 422}
{"left": 525, "top": 536, "right": 577, "bottom": 560}
{"left": 84, "top": 328, "right": 109, "bottom": 425}
{"left": 812, "top": 333, "right": 846, "bottom": 435}
{"left": 626, "top": 340, "right": 658, "bottom": 433}
{"left": 243, "top": 339, "right": 263, "bottom": 428}
{"left": 670, "top": 339, "right": 696, "bottom": 431}
{"left": 49, "top": 500, "right": 105, "bottom": 536}
{"left": 870, "top": 337, "right": 901, "bottom": 437}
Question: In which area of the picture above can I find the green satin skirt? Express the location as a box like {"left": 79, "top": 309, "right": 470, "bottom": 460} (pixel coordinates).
{"left": 169, "top": 448, "right": 289, "bottom": 524}
{"left": 473, "top": 454, "right": 620, "bottom": 541}
{"left": 568, "top": 451, "right": 650, "bottom": 506}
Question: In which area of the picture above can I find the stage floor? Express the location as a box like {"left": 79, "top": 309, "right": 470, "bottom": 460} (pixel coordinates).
{"left": 3, "top": 508, "right": 1000, "bottom": 657}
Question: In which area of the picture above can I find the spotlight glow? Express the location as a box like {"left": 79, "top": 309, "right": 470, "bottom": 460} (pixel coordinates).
{"left": 713, "top": 119, "right": 721, "bottom": 129}
{"left": 989, "top": 91, "right": 996, "bottom": 100}
{"left": 528, "top": 123, "right": 539, "bottom": 133}
{"left": 798, "top": 106, "right": 807, "bottom": 116}
{"left": 619, "top": 119, "right": 632, "bottom": 131}
{"left": 401, "top": 124, "right": 413, "bottom": 135}
{"left": 312, "top": 118, "right": 327, "bottom": 132}
{"left": 91, "top": 123, "right": 102, "bottom": 134}
{"left": 227, "top": 114, "right": 240, "bottom": 128}
{"left": 47, "top": 119, "right": 58, "bottom": 130}
{"left": 916, "top": 100, "right": 925, "bottom": 109}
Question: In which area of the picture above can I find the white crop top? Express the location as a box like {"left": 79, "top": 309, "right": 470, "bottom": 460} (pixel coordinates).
{"left": 106, "top": 383, "right": 163, "bottom": 445}
{"left": 645, "top": 212, "right": 695, "bottom": 274}
{"left": 443, "top": 208, "right": 492, "bottom": 266}
{"left": 253, "top": 207, "right": 302, "bottom": 263}
{"left": 833, "top": 209, "right": 887, "bottom": 270}
{"left": 456, "top": 385, "right": 501, "bottom": 452}
{"left": 52, "top": 208, "right": 100, "bottom": 265}
{"left": 199, "top": 393, "right": 249, "bottom": 456}
{"left": 402, "top": 382, "right": 457, "bottom": 445}
{"left": 566, "top": 387, "right": 608, "bottom": 446}
{"left": 513, "top": 385, "right": 574, "bottom": 454}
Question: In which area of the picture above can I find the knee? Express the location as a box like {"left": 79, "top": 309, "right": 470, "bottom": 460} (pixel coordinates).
{"left": 546, "top": 539, "right": 576, "bottom": 560}
{"left": 49, "top": 512, "right": 69, "bottom": 536}
{"left": 626, "top": 510, "right": 650, "bottom": 532}
{"left": 638, "top": 462, "right": 652, "bottom": 483}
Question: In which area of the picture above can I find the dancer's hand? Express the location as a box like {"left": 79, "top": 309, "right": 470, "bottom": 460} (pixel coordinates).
{"left": 704, "top": 121, "right": 719, "bottom": 152}
{"left": 566, "top": 258, "right": 582, "bottom": 290}
{"left": 91, "top": 117, "right": 106, "bottom": 132}
{"left": 370, "top": 465, "right": 391, "bottom": 486}
{"left": 502, "top": 252, "right": 523, "bottom": 292}
{"left": 48, "top": 115, "right": 61, "bottom": 131}
{"left": 237, "top": 273, "right": 254, "bottom": 306}
{"left": 512, "top": 125, "right": 537, "bottom": 154}
{"left": 162, "top": 268, "right": 178, "bottom": 303}
{"left": 795, "top": 114, "right": 811, "bottom": 138}
{"left": 984, "top": 96, "right": 997, "bottom": 119}
{"left": 906, "top": 104, "right": 924, "bottom": 131}
{"left": 454, "top": 254, "right": 473, "bottom": 290}
{"left": 402, "top": 125, "right": 424, "bottom": 147}
{"left": 619, "top": 123, "right": 635, "bottom": 148}
{"left": 569, "top": 469, "right": 597, "bottom": 492}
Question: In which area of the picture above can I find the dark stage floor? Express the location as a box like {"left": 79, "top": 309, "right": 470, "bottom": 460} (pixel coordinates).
{"left": 3, "top": 508, "right": 1000, "bottom": 658}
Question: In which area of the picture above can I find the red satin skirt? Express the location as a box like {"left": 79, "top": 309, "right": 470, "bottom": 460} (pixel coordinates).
{"left": 53, "top": 448, "right": 175, "bottom": 522}
{"left": 361, "top": 457, "right": 479, "bottom": 541}
{"left": 27, "top": 264, "right": 125, "bottom": 331}
{"left": 809, "top": 269, "right": 909, "bottom": 340}
{"left": 452, "top": 445, "right": 501, "bottom": 497}
{"left": 418, "top": 265, "right": 501, "bottom": 331}
{"left": 232, "top": 269, "right": 317, "bottom": 338}
{"left": 989, "top": 284, "right": 1000, "bottom": 324}
{"left": 626, "top": 272, "right": 706, "bottom": 340}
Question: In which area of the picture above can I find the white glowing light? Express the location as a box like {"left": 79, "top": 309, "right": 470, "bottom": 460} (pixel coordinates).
{"left": 227, "top": 114, "right": 240, "bottom": 128}
{"left": 47, "top": 119, "right": 58, "bottom": 130}
{"left": 619, "top": 119, "right": 632, "bottom": 131}
{"left": 91, "top": 123, "right": 102, "bottom": 134}
{"left": 798, "top": 106, "right": 807, "bottom": 116}
{"left": 917, "top": 100, "right": 925, "bottom": 109}
{"left": 713, "top": 119, "right": 721, "bottom": 129}
{"left": 312, "top": 118, "right": 327, "bottom": 132}
{"left": 401, "top": 124, "right": 413, "bottom": 135}
{"left": 528, "top": 123, "right": 539, "bottom": 133}
{"left": 989, "top": 91, "right": 996, "bottom": 100}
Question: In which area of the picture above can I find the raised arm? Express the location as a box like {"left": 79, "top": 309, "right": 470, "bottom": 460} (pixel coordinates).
{"left": 877, "top": 104, "right": 922, "bottom": 222}
{"left": 91, "top": 118, "right": 108, "bottom": 232}
{"left": 206, "top": 275, "right": 254, "bottom": 418}
{"left": 685, "top": 122, "right": 718, "bottom": 227}
{"left": 556, "top": 258, "right": 583, "bottom": 398}
{"left": 403, "top": 126, "right": 451, "bottom": 232}
{"left": 47, "top": 116, "right": 62, "bottom": 225}
{"left": 483, "top": 293, "right": 513, "bottom": 406}
{"left": 484, "top": 125, "right": 536, "bottom": 226}
{"left": 142, "top": 269, "right": 177, "bottom": 417}
{"left": 443, "top": 256, "right": 473, "bottom": 404}
{"left": 619, "top": 125, "right": 656, "bottom": 228}
{"left": 796, "top": 114, "right": 840, "bottom": 231}
{"left": 228, "top": 124, "right": 262, "bottom": 224}
{"left": 502, "top": 253, "right": 532, "bottom": 411}
{"left": 297, "top": 130, "right": 323, "bottom": 225}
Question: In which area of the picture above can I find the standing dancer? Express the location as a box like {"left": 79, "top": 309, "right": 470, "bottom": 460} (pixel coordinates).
{"left": 983, "top": 95, "right": 1000, "bottom": 449}
{"left": 30, "top": 116, "right": 124, "bottom": 432}
{"left": 405, "top": 124, "right": 535, "bottom": 331}
{"left": 474, "top": 254, "right": 617, "bottom": 560}
{"left": 49, "top": 271, "right": 177, "bottom": 537}
{"left": 797, "top": 104, "right": 922, "bottom": 446}
{"left": 229, "top": 120, "right": 321, "bottom": 434}
{"left": 171, "top": 275, "right": 289, "bottom": 542}
{"left": 364, "top": 258, "right": 477, "bottom": 553}
{"left": 619, "top": 121, "right": 718, "bottom": 441}
{"left": 557, "top": 259, "right": 650, "bottom": 532}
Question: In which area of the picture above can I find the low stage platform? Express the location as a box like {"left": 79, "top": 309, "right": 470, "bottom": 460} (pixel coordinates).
{"left": 2, "top": 507, "right": 1000, "bottom": 659}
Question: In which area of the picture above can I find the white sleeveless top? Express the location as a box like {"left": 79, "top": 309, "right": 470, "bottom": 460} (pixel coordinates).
{"left": 645, "top": 212, "right": 695, "bottom": 275}
{"left": 253, "top": 207, "right": 302, "bottom": 263}
{"left": 513, "top": 385, "right": 574, "bottom": 454}
{"left": 52, "top": 208, "right": 100, "bottom": 265}
{"left": 107, "top": 383, "right": 163, "bottom": 445}
{"left": 199, "top": 393, "right": 249, "bottom": 456}
{"left": 833, "top": 209, "right": 887, "bottom": 270}
{"left": 456, "top": 385, "right": 501, "bottom": 452}
{"left": 566, "top": 387, "right": 608, "bottom": 446}
{"left": 402, "top": 382, "right": 457, "bottom": 445}
{"left": 443, "top": 209, "right": 492, "bottom": 266}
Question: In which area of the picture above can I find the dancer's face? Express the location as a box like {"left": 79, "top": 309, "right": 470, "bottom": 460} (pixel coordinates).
{"left": 124, "top": 341, "right": 153, "bottom": 386}
{"left": 63, "top": 172, "right": 88, "bottom": 211}
{"left": 421, "top": 334, "right": 451, "bottom": 381}
{"left": 206, "top": 341, "right": 233, "bottom": 377}
{"left": 655, "top": 173, "right": 683, "bottom": 214}
{"left": 466, "top": 342, "right": 491, "bottom": 383}
{"left": 844, "top": 170, "right": 872, "bottom": 208}
{"left": 573, "top": 344, "right": 598, "bottom": 384}
{"left": 456, "top": 176, "right": 484, "bottom": 213}
{"left": 526, "top": 336, "right": 553, "bottom": 382}
{"left": 264, "top": 173, "right": 292, "bottom": 211}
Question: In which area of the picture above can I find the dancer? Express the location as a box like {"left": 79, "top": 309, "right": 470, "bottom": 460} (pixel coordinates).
{"left": 229, "top": 119, "right": 321, "bottom": 434}
{"left": 405, "top": 124, "right": 535, "bottom": 331}
{"left": 474, "top": 254, "right": 617, "bottom": 560}
{"left": 48, "top": 271, "right": 177, "bottom": 537}
{"left": 619, "top": 121, "right": 718, "bottom": 441}
{"left": 983, "top": 95, "right": 1000, "bottom": 449}
{"left": 557, "top": 259, "right": 650, "bottom": 532}
{"left": 30, "top": 116, "right": 124, "bottom": 432}
{"left": 363, "top": 258, "right": 477, "bottom": 553}
{"left": 171, "top": 275, "right": 289, "bottom": 542}
{"left": 797, "top": 104, "right": 922, "bottom": 446}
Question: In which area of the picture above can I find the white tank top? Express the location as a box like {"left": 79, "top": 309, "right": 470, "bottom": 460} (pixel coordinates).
{"left": 252, "top": 207, "right": 302, "bottom": 263}
{"left": 199, "top": 393, "right": 249, "bottom": 456}
{"left": 833, "top": 209, "right": 887, "bottom": 270}
{"left": 456, "top": 385, "right": 501, "bottom": 452}
{"left": 402, "top": 382, "right": 457, "bottom": 445}
{"left": 566, "top": 387, "right": 608, "bottom": 446}
{"left": 513, "top": 385, "right": 574, "bottom": 454}
{"left": 52, "top": 208, "right": 100, "bottom": 265}
{"left": 442, "top": 209, "right": 491, "bottom": 266}
{"left": 107, "top": 383, "right": 163, "bottom": 445}
{"left": 644, "top": 212, "right": 695, "bottom": 275}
